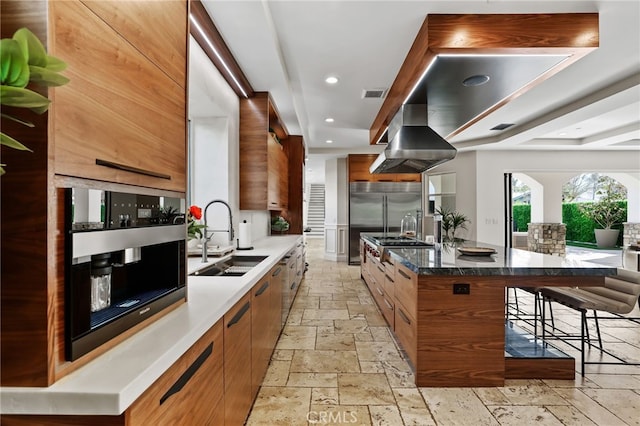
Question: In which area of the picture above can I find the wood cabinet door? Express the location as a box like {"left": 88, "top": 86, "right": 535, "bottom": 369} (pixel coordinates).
{"left": 267, "top": 134, "right": 285, "bottom": 210}
{"left": 127, "top": 320, "right": 224, "bottom": 426}
{"left": 394, "top": 263, "right": 418, "bottom": 320}
{"left": 348, "top": 154, "right": 378, "bottom": 182}
{"left": 251, "top": 275, "right": 272, "bottom": 400}
{"left": 270, "top": 264, "right": 284, "bottom": 347}
{"left": 224, "top": 294, "right": 252, "bottom": 426}
{"left": 394, "top": 302, "right": 417, "bottom": 367}
{"left": 51, "top": 1, "right": 187, "bottom": 192}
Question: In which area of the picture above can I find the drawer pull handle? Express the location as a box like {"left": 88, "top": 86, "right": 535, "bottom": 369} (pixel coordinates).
{"left": 385, "top": 275, "right": 394, "bottom": 283}
{"left": 290, "top": 282, "right": 296, "bottom": 290}
{"left": 160, "top": 342, "right": 213, "bottom": 405}
{"left": 227, "top": 301, "right": 250, "bottom": 327}
{"left": 255, "top": 281, "right": 270, "bottom": 297}
{"left": 384, "top": 299, "right": 393, "bottom": 310}
{"left": 376, "top": 287, "right": 384, "bottom": 296}
{"left": 377, "top": 266, "right": 384, "bottom": 273}
{"left": 398, "top": 308, "right": 411, "bottom": 325}
{"left": 272, "top": 267, "right": 282, "bottom": 277}
{"left": 398, "top": 269, "right": 411, "bottom": 280}
{"left": 96, "top": 158, "right": 171, "bottom": 180}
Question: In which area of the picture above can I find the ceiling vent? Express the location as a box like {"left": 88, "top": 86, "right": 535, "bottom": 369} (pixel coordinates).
{"left": 490, "top": 123, "right": 515, "bottom": 131}
{"left": 362, "top": 88, "right": 388, "bottom": 99}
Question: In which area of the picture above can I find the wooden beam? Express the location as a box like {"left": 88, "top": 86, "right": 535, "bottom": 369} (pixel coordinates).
{"left": 190, "top": 0, "right": 254, "bottom": 98}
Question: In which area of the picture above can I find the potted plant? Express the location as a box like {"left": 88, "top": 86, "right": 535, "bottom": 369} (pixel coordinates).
{"left": 435, "top": 206, "right": 470, "bottom": 242}
{"left": 579, "top": 183, "right": 626, "bottom": 248}
{"left": 271, "top": 216, "right": 289, "bottom": 234}
{"left": 1, "top": 27, "right": 69, "bottom": 174}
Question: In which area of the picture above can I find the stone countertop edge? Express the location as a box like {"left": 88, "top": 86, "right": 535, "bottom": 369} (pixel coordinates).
{"left": 386, "top": 243, "right": 618, "bottom": 277}
{"left": 0, "top": 235, "right": 303, "bottom": 416}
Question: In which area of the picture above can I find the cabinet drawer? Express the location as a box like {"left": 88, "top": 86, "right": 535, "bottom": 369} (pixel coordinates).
{"left": 394, "top": 303, "right": 417, "bottom": 367}
{"left": 379, "top": 290, "right": 395, "bottom": 329}
{"left": 394, "top": 263, "right": 417, "bottom": 319}
{"left": 383, "top": 268, "right": 395, "bottom": 299}
{"left": 127, "top": 320, "right": 224, "bottom": 425}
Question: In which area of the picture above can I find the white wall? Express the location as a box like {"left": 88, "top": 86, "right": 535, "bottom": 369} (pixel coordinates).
{"left": 324, "top": 157, "right": 349, "bottom": 261}
{"left": 188, "top": 36, "right": 269, "bottom": 246}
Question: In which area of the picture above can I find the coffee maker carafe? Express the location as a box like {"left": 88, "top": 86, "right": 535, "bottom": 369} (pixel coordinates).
{"left": 90, "top": 253, "right": 112, "bottom": 312}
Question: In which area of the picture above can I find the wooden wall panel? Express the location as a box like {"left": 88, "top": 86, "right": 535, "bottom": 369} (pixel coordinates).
{"left": 0, "top": 0, "right": 53, "bottom": 387}
{"left": 51, "top": 0, "right": 187, "bottom": 192}
{"left": 416, "top": 276, "right": 505, "bottom": 387}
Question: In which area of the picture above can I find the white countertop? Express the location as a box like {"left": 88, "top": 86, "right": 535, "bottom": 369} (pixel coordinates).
{"left": 0, "top": 235, "right": 302, "bottom": 416}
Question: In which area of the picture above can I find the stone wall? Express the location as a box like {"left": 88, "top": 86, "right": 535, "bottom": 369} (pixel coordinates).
{"left": 527, "top": 223, "right": 566, "bottom": 256}
{"left": 623, "top": 222, "right": 640, "bottom": 247}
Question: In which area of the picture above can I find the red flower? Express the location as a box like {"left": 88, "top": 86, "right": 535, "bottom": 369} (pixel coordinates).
{"left": 189, "top": 205, "right": 202, "bottom": 220}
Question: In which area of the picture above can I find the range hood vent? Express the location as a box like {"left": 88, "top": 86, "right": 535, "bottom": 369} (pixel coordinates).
{"left": 370, "top": 104, "right": 456, "bottom": 174}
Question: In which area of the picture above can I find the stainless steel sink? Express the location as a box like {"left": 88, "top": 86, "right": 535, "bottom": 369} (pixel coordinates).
{"left": 190, "top": 255, "right": 268, "bottom": 277}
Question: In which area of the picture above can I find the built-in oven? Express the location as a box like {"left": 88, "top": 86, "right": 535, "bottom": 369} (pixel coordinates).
{"left": 65, "top": 187, "right": 186, "bottom": 361}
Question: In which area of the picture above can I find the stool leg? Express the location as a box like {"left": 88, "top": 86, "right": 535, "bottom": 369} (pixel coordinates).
{"left": 593, "top": 310, "right": 603, "bottom": 350}
{"left": 581, "top": 310, "right": 586, "bottom": 376}
{"left": 533, "top": 291, "right": 538, "bottom": 337}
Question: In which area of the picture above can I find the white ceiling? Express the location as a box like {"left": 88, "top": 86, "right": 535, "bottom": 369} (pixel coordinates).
{"left": 196, "top": 1, "right": 640, "bottom": 183}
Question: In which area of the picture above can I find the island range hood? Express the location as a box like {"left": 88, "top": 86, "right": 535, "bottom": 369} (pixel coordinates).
{"left": 370, "top": 104, "right": 456, "bottom": 174}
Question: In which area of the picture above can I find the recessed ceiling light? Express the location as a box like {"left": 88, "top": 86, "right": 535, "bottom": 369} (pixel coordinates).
{"left": 559, "top": 132, "right": 567, "bottom": 136}
{"left": 326, "top": 140, "right": 333, "bottom": 144}
{"left": 325, "top": 117, "right": 334, "bottom": 123}
{"left": 325, "top": 76, "right": 339, "bottom": 84}
{"left": 462, "top": 74, "right": 490, "bottom": 87}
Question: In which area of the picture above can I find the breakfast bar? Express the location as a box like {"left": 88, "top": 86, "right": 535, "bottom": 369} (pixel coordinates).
{"left": 359, "top": 235, "right": 617, "bottom": 387}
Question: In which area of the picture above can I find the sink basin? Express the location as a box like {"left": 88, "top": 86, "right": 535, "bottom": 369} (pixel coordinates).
{"left": 190, "top": 255, "right": 268, "bottom": 277}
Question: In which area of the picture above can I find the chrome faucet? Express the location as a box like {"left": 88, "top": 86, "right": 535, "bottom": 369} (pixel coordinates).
{"left": 201, "top": 199, "right": 234, "bottom": 262}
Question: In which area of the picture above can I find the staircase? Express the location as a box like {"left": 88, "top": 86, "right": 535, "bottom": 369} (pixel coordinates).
{"left": 305, "top": 184, "right": 325, "bottom": 237}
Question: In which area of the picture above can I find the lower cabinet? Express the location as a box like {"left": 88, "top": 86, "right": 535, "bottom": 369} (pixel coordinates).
{"left": 224, "top": 293, "right": 252, "bottom": 426}
{"left": 127, "top": 320, "right": 224, "bottom": 426}
{"left": 251, "top": 275, "right": 272, "bottom": 400}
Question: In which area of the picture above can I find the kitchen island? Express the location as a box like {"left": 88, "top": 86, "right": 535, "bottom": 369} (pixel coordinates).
{"left": 359, "top": 235, "right": 617, "bottom": 387}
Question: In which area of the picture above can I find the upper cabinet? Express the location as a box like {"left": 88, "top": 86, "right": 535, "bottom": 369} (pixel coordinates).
{"left": 51, "top": 0, "right": 188, "bottom": 192}
{"left": 240, "top": 93, "right": 289, "bottom": 210}
{"left": 348, "top": 154, "right": 422, "bottom": 183}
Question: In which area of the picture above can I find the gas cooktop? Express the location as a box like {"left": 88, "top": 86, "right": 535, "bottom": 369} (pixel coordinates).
{"left": 368, "top": 235, "right": 433, "bottom": 247}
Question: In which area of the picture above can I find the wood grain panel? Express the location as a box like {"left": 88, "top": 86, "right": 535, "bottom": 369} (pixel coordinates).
{"left": 51, "top": 0, "right": 186, "bottom": 192}
{"left": 190, "top": 0, "right": 254, "bottom": 98}
{"left": 348, "top": 154, "right": 379, "bottom": 182}
{"left": 251, "top": 276, "right": 272, "bottom": 400}
{"left": 505, "top": 357, "right": 575, "bottom": 380}
{"left": 394, "top": 303, "right": 417, "bottom": 367}
{"left": 0, "top": 0, "right": 52, "bottom": 387}
{"left": 224, "top": 294, "right": 252, "bottom": 426}
{"left": 284, "top": 135, "right": 304, "bottom": 234}
{"left": 416, "top": 276, "right": 505, "bottom": 387}
{"left": 370, "top": 13, "right": 599, "bottom": 145}
{"left": 240, "top": 94, "right": 269, "bottom": 210}
{"left": 81, "top": 0, "right": 187, "bottom": 88}
{"left": 127, "top": 320, "right": 224, "bottom": 425}
{"left": 395, "top": 263, "right": 417, "bottom": 319}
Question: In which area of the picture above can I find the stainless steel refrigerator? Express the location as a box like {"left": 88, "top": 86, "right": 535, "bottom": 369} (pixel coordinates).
{"left": 349, "top": 181, "right": 423, "bottom": 264}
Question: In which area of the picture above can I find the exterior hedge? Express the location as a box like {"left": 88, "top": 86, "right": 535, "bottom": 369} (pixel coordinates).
{"left": 512, "top": 201, "right": 627, "bottom": 245}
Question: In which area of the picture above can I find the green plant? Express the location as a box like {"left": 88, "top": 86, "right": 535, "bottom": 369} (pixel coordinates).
{"left": 435, "top": 206, "right": 470, "bottom": 241}
{"left": 578, "top": 186, "right": 626, "bottom": 230}
{"left": 271, "top": 216, "right": 289, "bottom": 232}
{"left": 1, "top": 27, "right": 69, "bottom": 174}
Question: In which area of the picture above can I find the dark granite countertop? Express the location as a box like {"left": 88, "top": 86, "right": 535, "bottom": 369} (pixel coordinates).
{"left": 378, "top": 239, "right": 617, "bottom": 277}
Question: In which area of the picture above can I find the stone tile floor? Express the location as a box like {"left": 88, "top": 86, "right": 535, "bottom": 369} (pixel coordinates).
{"left": 246, "top": 239, "right": 640, "bottom": 425}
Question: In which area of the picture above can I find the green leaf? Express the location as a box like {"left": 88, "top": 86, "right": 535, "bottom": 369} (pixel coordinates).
{"left": 0, "top": 164, "right": 5, "bottom": 175}
{"left": 29, "top": 65, "right": 70, "bottom": 87}
{"left": 12, "top": 27, "right": 48, "bottom": 68}
{"left": 1, "top": 112, "right": 35, "bottom": 127}
{"left": 1, "top": 131, "right": 33, "bottom": 151}
{"left": 44, "top": 55, "right": 67, "bottom": 72}
{"left": 1, "top": 38, "right": 30, "bottom": 87}
{"left": 0, "top": 85, "right": 51, "bottom": 113}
